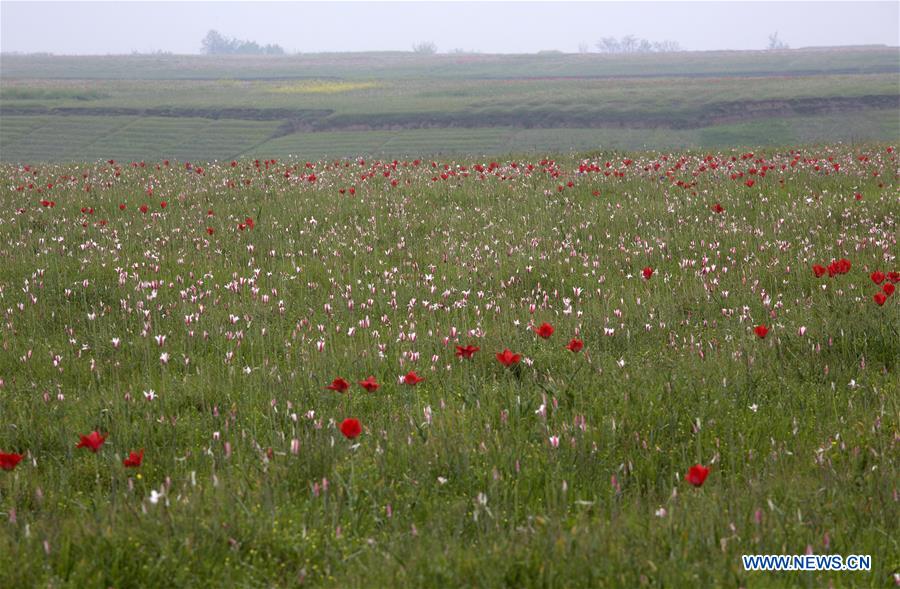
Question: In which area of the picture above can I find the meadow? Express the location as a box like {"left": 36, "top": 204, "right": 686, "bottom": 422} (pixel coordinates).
{"left": 0, "top": 145, "right": 897, "bottom": 587}
{"left": 1, "top": 48, "right": 898, "bottom": 161}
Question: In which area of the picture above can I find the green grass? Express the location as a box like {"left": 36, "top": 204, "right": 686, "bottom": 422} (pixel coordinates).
{"left": 3, "top": 112, "right": 897, "bottom": 162}
{"left": 0, "top": 116, "right": 281, "bottom": 162}
{"left": 0, "top": 145, "right": 897, "bottom": 587}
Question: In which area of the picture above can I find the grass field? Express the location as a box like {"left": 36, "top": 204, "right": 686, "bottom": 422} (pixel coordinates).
{"left": 2, "top": 111, "right": 896, "bottom": 162}
{"left": 0, "top": 145, "right": 897, "bottom": 587}
{"left": 1, "top": 49, "right": 898, "bottom": 163}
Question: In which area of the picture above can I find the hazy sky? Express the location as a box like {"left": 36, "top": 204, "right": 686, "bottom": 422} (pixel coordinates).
{"left": 1, "top": 1, "right": 898, "bottom": 55}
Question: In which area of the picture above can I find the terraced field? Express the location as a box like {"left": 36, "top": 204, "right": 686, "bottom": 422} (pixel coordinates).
{"left": 1, "top": 48, "right": 898, "bottom": 163}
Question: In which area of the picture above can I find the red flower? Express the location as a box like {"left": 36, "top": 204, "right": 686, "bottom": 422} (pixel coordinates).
{"left": 76, "top": 431, "right": 107, "bottom": 453}
{"left": 870, "top": 271, "right": 886, "bottom": 285}
{"left": 403, "top": 371, "right": 424, "bottom": 385}
{"left": 827, "top": 258, "right": 851, "bottom": 277}
{"left": 754, "top": 325, "right": 769, "bottom": 339}
{"left": 245, "top": 217, "right": 255, "bottom": 230}
{"left": 119, "top": 203, "right": 126, "bottom": 210}
{"left": 745, "top": 179, "right": 755, "bottom": 188}
{"left": 711, "top": 203, "right": 724, "bottom": 213}
{"left": 123, "top": 449, "right": 144, "bottom": 468}
{"left": 534, "top": 322, "right": 554, "bottom": 339}
{"left": 206, "top": 227, "right": 214, "bottom": 235}
{"left": 496, "top": 348, "right": 521, "bottom": 367}
{"left": 340, "top": 418, "right": 362, "bottom": 439}
{"left": 642, "top": 266, "right": 654, "bottom": 280}
{"left": 812, "top": 264, "right": 826, "bottom": 278}
{"left": 685, "top": 464, "right": 710, "bottom": 487}
{"left": 565, "top": 338, "right": 584, "bottom": 352}
{"left": 884, "top": 283, "right": 895, "bottom": 296}
{"left": 889, "top": 272, "right": 900, "bottom": 284}
{"left": 455, "top": 345, "right": 480, "bottom": 359}
{"left": 874, "top": 292, "right": 887, "bottom": 306}
{"left": 0, "top": 452, "right": 24, "bottom": 471}
{"left": 326, "top": 378, "right": 350, "bottom": 393}
{"left": 358, "top": 376, "right": 380, "bottom": 392}
{"left": 160, "top": 201, "right": 167, "bottom": 209}
{"left": 139, "top": 204, "right": 148, "bottom": 214}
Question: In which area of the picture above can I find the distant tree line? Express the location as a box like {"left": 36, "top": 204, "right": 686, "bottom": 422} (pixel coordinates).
{"left": 201, "top": 30, "right": 284, "bottom": 55}
{"left": 595, "top": 35, "right": 681, "bottom": 54}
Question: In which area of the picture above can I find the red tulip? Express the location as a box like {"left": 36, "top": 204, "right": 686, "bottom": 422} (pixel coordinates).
{"left": 685, "top": 464, "right": 710, "bottom": 487}
{"left": 403, "top": 371, "right": 424, "bottom": 385}
{"left": 139, "top": 204, "right": 148, "bottom": 214}
{"left": 565, "top": 338, "right": 584, "bottom": 352}
{"left": 455, "top": 345, "right": 480, "bottom": 359}
{"left": 160, "top": 201, "right": 167, "bottom": 209}
{"left": 754, "top": 325, "right": 769, "bottom": 339}
{"left": 870, "top": 271, "right": 885, "bottom": 285}
{"left": 534, "top": 322, "right": 554, "bottom": 339}
{"left": 827, "top": 258, "right": 851, "bottom": 277}
{"left": 206, "top": 227, "right": 214, "bottom": 235}
{"left": 496, "top": 348, "right": 521, "bottom": 367}
{"left": 642, "top": 266, "right": 654, "bottom": 280}
{"left": 76, "top": 431, "right": 107, "bottom": 453}
{"left": 874, "top": 292, "right": 887, "bottom": 306}
{"left": 326, "top": 378, "right": 350, "bottom": 393}
{"left": 711, "top": 203, "right": 724, "bottom": 213}
{"left": 883, "top": 283, "right": 895, "bottom": 296}
{"left": 358, "top": 376, "right": 380, "bottom": 392}
{"left": 889, "top": 272, "right": 900, "bottom": 283}
{"left": 340, "top": 418, "right": 362, "bottom": 439}
{"left": 0, "top": 452, "right": 24, "bottom": 471}
{"left": 812, "top": 264, "right": 826, "bottom": 278}
{"left": 123, "top": 449, "right": 144, "bottom": 468}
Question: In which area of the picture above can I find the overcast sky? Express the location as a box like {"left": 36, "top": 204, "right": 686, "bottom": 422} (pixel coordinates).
{"left": 1, "top": 1, "right": 898, "bottom": 55}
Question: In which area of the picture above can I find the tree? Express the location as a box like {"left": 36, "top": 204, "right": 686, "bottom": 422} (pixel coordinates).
{"left": 595, "top": 35, "right": 681, "bottom": 54}
{"left": 619, "top": 35, "right": 639, "bottom": 53}
{"left": 767, "top": 32, "right": 789, "bottom": 50}
{"left": 201, "top": 30, "right": 231, "bottom": 55}
{"left": 201, "top": 30, "right": 285, "bottom": 55}
{"left": 653, "top": 40, "right": 682, "bottom": 53}
{"left": 412, "top": 41, "right": 437, "bottom": 55}
{"left": 596, "top": 37, "right": 621, "bottom": 53}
